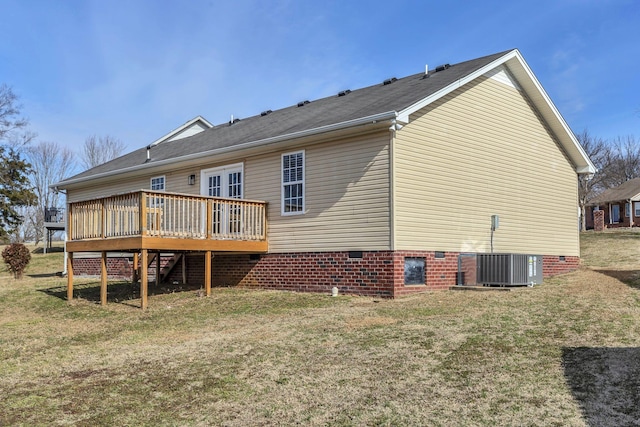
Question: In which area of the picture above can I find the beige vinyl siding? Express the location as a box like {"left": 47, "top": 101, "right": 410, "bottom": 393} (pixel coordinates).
{"left": 246, "top": 132, "right": 391, "bottom": 252}
{"left": 394, "top": 75, "right": 579, "bottom": 256}
{"left": 67, "top": 132, "right": 391, "bottom": 253}
{"left": 67, "top": 167, "right": 202, "bottom": 203}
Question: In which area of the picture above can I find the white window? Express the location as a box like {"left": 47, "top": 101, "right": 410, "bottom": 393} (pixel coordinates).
{"left": 282, "top": 151, "right": 305, "bottom": 215}
{"left": 635, "top": 202, "right": 640, "bottom": 217}
{"left": 150, "top": 176, "right": 165, "bottom": 191}
{"left": 149, "top": 176, "right": 165, "bottom": 208}
{"left": 626, "top": 203, "right": 631, "bottom": 217}
{"left": 200, "top": 163, "right": 243, "bottom": 199}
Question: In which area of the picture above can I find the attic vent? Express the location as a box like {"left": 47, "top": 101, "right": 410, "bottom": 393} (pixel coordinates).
{"left": 338, "top": 90, "right": 351, "bottom": 97}
{"left": 383, "top": 77, "right": 397, "bottom": 85}
{"left": 435, "top": 64, "right": 451, "bottom": 72}
{"left": 228, "top": 118, "right": 241, "bottom": 125}
{"left": 297, "top": 100, "right": 310, "bottom": 107}
{"left": 260, "top": 110, "right": 273, "bottom": 116}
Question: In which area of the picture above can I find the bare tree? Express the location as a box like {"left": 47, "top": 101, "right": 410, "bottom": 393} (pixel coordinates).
{"left": 80, "top": 135, "right": 126, "bottom": 170}
{"left": 11, "top": 206, "right": 38, "bottom": 243}
{"left": 25, "top": 141, "right": 75, "bottom": 243}
{"left": 604, "top": 135, "right": 640, "bottom": 188}
{"left": 0, "top": 84, "right": 35, "bottom": 146}
{"left": 577, "top": 130, "right": 611, "bottom": 231}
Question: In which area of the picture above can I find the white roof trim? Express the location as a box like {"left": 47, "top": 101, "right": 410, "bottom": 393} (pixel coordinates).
{"left": 148, "top": 115, "right": 213, "bottom": 148}
{"left": 397, "top": 49, "right": 596, "bottom": 175}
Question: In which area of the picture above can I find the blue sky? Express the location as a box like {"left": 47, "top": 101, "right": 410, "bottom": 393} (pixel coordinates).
{"left": 1, "top": 0, "right": 638, "bottom": 170}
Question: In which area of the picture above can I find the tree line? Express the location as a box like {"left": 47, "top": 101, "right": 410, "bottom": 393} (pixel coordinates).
{"left": 0, "top": 84, "right": 125, "bottom": 243}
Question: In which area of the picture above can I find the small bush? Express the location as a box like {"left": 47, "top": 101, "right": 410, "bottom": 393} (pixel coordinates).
{"left": 2, "top": 243, "right": 31, "bottom": 279}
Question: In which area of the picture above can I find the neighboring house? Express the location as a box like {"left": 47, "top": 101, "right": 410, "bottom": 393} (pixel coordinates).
{"left": 585, "top": 178, "right": 640, "bottom": 229}
{"left": 53, "top": 49, "right": 595, "bottom": 308}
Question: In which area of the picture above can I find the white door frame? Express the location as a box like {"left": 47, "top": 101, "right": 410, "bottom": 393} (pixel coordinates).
{"left": 200, "top": 163, "right": 244, "bottom": 236}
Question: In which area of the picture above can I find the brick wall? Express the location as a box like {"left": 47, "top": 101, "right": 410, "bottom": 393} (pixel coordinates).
{"left": 72, "top": 257, "right": 133, "bottom": 279}
{"left": 168, "top": 251, "right": 397, "bottom": 297}
{"left": 77, "top": 250, "right": 581, "bottom": 297}
{"left": 392, "top": 251, "right": 460, "bottom": 296}
{"left": 542, "top": 255, "right": 580, "bottom": 277}
{"left": 169, "top": 250, "right": 466, "bottom": 297}
{"left": 72, "top": 255, "right": 174, "bottom": 280}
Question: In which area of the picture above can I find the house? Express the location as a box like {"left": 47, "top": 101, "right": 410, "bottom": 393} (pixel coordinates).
{"left": 585, "top": 178, "right": 640, "bottom": 229}
{"left": 53, "top": 49, "right": 595, "bottom": 308}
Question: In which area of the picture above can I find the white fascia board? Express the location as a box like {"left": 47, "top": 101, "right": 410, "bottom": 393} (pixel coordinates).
{"left": 53, "top": 111, "right": 398, "bottom": 189}
{"left": 148, "top": 115, "right": 214, "bottom": 148}
{"left": 504, "top": 51, "right": 596, "bottom": 175}
{"left": 396, "top": 50, "right": 521, "bottom": 123}
{"left": 397, "top": 49, "right": 596, "bottom": 175}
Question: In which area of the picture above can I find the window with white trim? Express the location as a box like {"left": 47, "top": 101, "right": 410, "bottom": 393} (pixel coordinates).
{"left": 150, "top": 176, "right": 165, "bottom": 208}
{"left": 151, "top": 176, "right": 165, "bottom": 191}
{"left": 626, "top": 203, "right": 631, "bottom": 217}
{"left": 635, "top": 202, "right": 640, "bottom": 217}
{"left": 282, "top": 151, "right": 305, "bottom": 215}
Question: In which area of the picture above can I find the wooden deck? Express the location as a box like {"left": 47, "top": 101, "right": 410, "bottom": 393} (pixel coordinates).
{"left": 65, "top": 190, "right": 268, "bottom": 309}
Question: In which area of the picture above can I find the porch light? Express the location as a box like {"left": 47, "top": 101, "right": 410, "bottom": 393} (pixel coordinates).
{"left": 188, "top": 174, "right": 196, "bottom": 185}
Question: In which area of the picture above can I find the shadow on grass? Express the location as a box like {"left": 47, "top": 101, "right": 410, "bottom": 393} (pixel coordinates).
{"left": 39, "top": 280, "right": 206, "bottom": 306}
{"left": 594, "top": 269, "right": 640, "bottom": 290}
{"left": 28, "top": 272, "right": 63, "bottom": 278}
{"left": 563, "top": 347, "right": 640, "bottom": 426}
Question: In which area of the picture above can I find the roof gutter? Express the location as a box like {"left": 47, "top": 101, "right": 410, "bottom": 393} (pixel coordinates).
{"left": 53, "top": 111, "right": 399, "bottom": 189}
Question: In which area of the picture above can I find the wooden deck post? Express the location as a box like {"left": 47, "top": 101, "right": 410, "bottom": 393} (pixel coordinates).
{"left": 140, "top": 249, "right": 148, "bottom": 310}
{"left": 156, "top": 251, "right": 161, "bottom": 287}
{"left": 181, "top": 253, "right": 186, "bottom": 285}
{"left": 100, "top": 251, "right": 108, "bottom": 306}
{"left": 67, "top": 252, "right": 74, "bottom": 302}
{"left": 205, "top": 251, "right": 212, "bottom": 296}
{"left": 132, "top": 252, "right": 139, "bottom": 284}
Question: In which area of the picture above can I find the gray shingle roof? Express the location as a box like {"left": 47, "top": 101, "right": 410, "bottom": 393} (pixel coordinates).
{"left": 64, "top": 50, "right": 513, "bottom": 183}
{"left": 588, "top": 178, "right": 640, "bottom": 205}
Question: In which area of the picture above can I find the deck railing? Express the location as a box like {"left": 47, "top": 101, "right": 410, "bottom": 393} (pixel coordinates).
{"left": 69, "top": 190, "right": 267, "bottom": 242}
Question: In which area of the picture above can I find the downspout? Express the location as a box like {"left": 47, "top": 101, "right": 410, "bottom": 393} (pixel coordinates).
{"left": 388, "top": 120, "right": 398, "bottom": 297}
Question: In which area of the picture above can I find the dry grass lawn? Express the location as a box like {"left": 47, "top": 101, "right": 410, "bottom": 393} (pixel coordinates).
{"left": 1, "top": 233, "right": 640, "bottom": 426}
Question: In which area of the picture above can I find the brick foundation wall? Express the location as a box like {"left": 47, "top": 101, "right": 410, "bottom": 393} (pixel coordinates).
{"left": 168, "top": 251, "right": 397, "bottom": 297}
{"left": 542, "top": 255, "right": 580, "bottom": 277}
{"left": 72, "top": 257, "right": 133, "bottom": 279}
{"left": 80, "top": 251, "right": 581, "bottom": 297}
{"left": 169, "top": 250, "right": 466, "bottom": 297}
{"left": 72, "top": 255, "right": 174, "bottom": 280}
{"left": 392, "top": 251, "right": 460, "bottom": 296}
